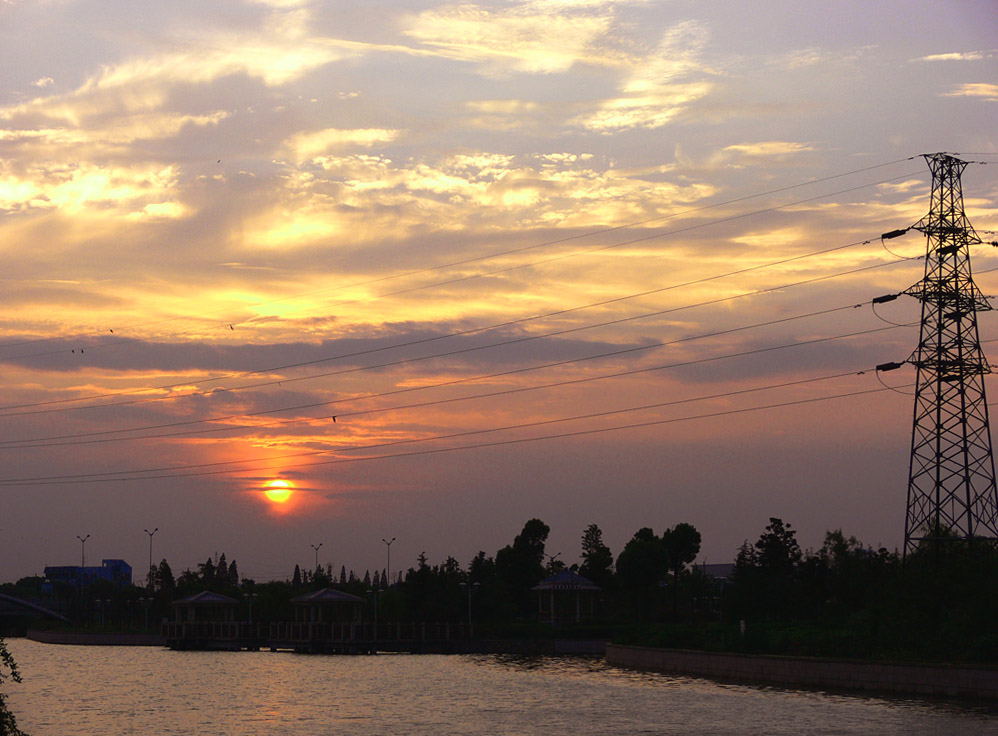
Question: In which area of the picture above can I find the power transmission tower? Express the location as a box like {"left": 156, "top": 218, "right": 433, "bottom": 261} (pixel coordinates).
{"left": 902, "top": 152, "right": 998, "bottom": 557}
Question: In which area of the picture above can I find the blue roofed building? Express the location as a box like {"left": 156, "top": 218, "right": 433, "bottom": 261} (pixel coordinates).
{"left": 44, "top": 559, "right": 132, "bottom": 589}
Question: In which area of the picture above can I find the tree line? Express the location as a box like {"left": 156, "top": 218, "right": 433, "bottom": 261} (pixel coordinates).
{"left": 5, "top": 515, "right": 998, "bottom": 661}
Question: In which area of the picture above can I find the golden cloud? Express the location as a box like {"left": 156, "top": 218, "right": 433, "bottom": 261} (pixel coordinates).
{"left": 404, "top": 3, "right": 612, "bottom": 75}
{"left": 0, "top": 162, "right": 182, "bottom": 215}
{"left": 720, "top": 141, "right": 815, "bottom": 158}
{"left": 576, "top": 21, "right": 715, "bottom": 131}
{"left": 282, "top": 128, "right": 402, "bottom": 163}
{"left": 942, "top": 83, "right": 998, "bottom": 101}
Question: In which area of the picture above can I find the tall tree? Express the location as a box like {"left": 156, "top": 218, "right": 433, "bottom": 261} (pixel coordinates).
{"left": 615, "top": 528, "right": 669, "bottom": 620}
{"left": 198, "top": 557, "right": 215, "bottom": 585}
{"left": 661, "top": 523, "right": 701, "bottom": 616}
{"left": 156, "top": 559, "right": 175, "bottom": 592}
{"left": 496, "top": 518, "right": 550, "bottom": 617}
{"left": 579, "top": 523, "right": 614, "bottom": 588}
{"left": 292, "top": 564, "right": 302, "bottom": 587}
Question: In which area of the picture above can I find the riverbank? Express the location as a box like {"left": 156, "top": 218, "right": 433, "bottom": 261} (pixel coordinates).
{"left": 606, "top": 643, "right": 998, "bottom": 699}
{"left": 27, "top": 629, "right": 164, "bottom": 646}
{"left": 25, "top": 628, "right": 603, "bottom": 654}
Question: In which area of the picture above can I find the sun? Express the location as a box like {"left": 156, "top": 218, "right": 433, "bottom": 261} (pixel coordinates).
{"left": 264, "top": 479, "right": 294, "bottom": 504}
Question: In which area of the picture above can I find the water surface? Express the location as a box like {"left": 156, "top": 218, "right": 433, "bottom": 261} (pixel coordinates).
{"left": 6, "top": 640, "right": 998, "bottom": 735}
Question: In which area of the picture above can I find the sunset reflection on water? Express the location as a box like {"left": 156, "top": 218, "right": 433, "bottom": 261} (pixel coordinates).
{"left": 7, "top": 641, "right": 998, "bottom": 736}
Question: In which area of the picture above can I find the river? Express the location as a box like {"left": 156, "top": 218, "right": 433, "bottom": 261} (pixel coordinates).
{"left": 5, "top": 640, "right": 998, "bottom": 735}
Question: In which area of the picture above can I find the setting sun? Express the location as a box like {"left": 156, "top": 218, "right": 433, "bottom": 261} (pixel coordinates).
{"left": 264, "top": 479, "right": 294, "bottom": 504}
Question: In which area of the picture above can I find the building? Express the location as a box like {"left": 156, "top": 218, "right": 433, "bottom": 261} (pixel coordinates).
{"left": 44, "top": 559, "right": 133, "bottom": 589}
{"left": 290, "top": 588, "right": 365, "bottom": 623}
{"left": 532, "top": 569, "right": 601, "bottom": 624}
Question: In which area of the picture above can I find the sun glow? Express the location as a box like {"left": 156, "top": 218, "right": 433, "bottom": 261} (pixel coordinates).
{"left": 264, "top": 479, "right": 294, "bottom": 503}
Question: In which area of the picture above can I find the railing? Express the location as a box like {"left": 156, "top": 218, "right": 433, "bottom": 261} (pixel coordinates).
{"left": 162, "top": 621, "right": 261, "bottom": 640}
{"left": 269, "top": 621, "right": 468, "bottom": 642}
{"left": 164, "top": 620, "right": 470, "bottom": 643}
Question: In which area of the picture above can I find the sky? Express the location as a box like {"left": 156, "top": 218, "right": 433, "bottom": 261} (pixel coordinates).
{"left": 0, "top": 0, "right": 996, "bottom": 584}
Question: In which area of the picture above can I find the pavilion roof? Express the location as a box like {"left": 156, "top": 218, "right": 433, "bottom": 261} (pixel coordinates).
{"left": 171, "top": 590, "right": 239, "bottom": 606}
{"left": 531, "top": 569, "right": 600, "bottom": 592}
{"left": 290, "top": 588, "right": 365, "bottom": 606}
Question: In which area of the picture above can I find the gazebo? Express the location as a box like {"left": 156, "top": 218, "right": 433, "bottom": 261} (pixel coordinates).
{"left": 171, "top": 591, "right": 239, "bottom": 623}
{"left": 532, "top": 570, "right": 600, "bottom": 624}
{"left": 290, "top": 588, "right": 365, "bottom": 624}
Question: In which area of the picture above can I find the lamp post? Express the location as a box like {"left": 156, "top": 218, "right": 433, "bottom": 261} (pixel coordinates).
{"left": 77, "top": 534, "right": 90, "bottom": 568}
{"left": 366, "top": 587, "right": 379, "bottom": 641}
{"left": 310, "top": 543, "right": 323, "bottom": 574}
{"left": 144, "top": 528, "right": 158, "bottom": 574}
{"left": 139, "top": 596, "right": 152, "bottom": 631}
{"left": 459, "top": 581, "right": 480, "bottom": 637}
{"left": 381, "top": 537, "right": 395, "bottom": 587}
{"left": 244, "top": 592, "right": 259, "bottom": 625}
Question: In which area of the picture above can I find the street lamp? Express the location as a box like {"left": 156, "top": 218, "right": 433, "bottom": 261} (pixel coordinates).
{"left": 459, "top": 581, "right": 480, "bottom": 635}
{"left": 139, "top": 596, "right": 152, "bottom": 631}
{"left": 366, "top": 587, "right": 379, "bottom": 640}
{"left": 244, "top": 592, "right": 259, "bottom": 625}
{"left": 144, "top": 528, "right": 158, "bottom": 575}
{"left": 382, "top": 537, "right": 395, "bottom": 587}
{"left": 310, "top": 543, "right": 323, "bottom": 573}
{"left": 77, "top": 534, "right": 90, "bottom": 568}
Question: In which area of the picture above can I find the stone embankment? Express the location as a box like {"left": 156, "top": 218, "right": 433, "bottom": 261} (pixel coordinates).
{"left": 26, "top": 628, "right": 603, "bottom": 655}
{"left": 606, "top": 644, "right": 998, "bottom": 699}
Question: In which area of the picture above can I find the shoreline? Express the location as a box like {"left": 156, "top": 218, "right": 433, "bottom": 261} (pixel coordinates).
{"left": 26, "top": 629, "right": 165, "bottom": 647}
{"left": 24, "top": 629, "right": 604, "bottom": 654}
{"left": 605, "top": 643, "right": 998, "bottom": 700}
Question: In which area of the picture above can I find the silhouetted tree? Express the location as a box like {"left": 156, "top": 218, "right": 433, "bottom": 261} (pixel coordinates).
{"left": 615, "top": 527, "right": 669, "bottom": 620}
{"left": 216, "top": 554, "right": 229, "bottom": 585}
{"left": 156, "top": 559, "right": 175, "bottom": 593}
{"left": 496, "top": 518, "right": 550, "bottom": 617}
{"left": 733, "top": 518, "right": 803, "bottom": 621}
{"left": 312, "top": 564, "right": 330, "bottom": 588}
{"left": 661, "top": 523, "right": 701, "bottom": 617}
{"left": 292, "top": 564, "right": 302, "bottom": 587}
{"left": 227, "top": 559, "right": 239, "bottom": 587}
{"left": 198, "top": 557, "right": 215, "bottom": 586}
{"left": 579, "top": 523, "right": 614, "bottom": 589}
{"left": 340, "top": 565, "right": 347, "bottom": 584}
{"left": 0, "top": 638, "right": 26, "bottom": 736}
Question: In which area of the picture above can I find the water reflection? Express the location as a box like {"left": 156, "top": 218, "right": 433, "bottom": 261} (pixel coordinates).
{"left": 7, "top": 640, "right": 998, "bottom": 736}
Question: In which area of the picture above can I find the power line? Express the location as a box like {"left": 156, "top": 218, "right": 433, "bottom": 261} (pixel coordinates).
{"left": 0, "top": 376, "right": 902, "bottom": 486}
{"left": 0, "top": 312, "right": 909, "bottom": 449}
{"left": 0, "top": 228, "right": 920, "bottom": 418}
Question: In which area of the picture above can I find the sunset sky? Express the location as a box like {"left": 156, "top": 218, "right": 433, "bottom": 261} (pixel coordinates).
{"left": 1, "top": 0, "right": 996, "bottom": 583}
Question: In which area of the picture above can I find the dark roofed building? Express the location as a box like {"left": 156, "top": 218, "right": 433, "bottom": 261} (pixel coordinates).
{"left": 171, "top": 591, "right": 239, "bottom": 624}
{"left": 291, "top": 588, "right": 365, "bottom": 624}
{"left": 532, "top": 570, "right": 600, "bottom": 624}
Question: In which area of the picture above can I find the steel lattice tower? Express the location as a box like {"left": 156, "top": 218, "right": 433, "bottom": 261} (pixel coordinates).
{"left": 903, "top": 153, "right": 998, "bottom": 557}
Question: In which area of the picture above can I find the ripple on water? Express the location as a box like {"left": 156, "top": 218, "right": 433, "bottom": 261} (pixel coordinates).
{"left": 5, "top": 640, "right": 998, "bottom": 736}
